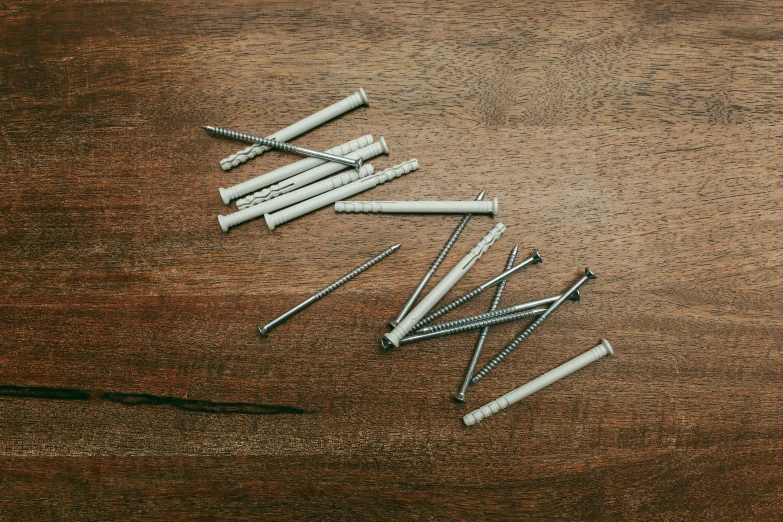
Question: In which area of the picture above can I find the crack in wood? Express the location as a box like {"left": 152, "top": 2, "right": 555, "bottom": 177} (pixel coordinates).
{"left": 0, "top": 385, "right": 305, "bottom": 415}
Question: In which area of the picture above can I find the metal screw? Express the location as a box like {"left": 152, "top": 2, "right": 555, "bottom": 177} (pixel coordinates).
{"left": 203, "top": 126, "right": 362, "bottom": 171}
{"left": 411, "top": 250, "right": 542, "bottom": 332}
{"left": 415, "top": 291, "right": 580, "bottom": 336}
{"left": 389, "top": 190, "right": 486, "bottom": 329}
{"left": 218, "top": 88, "right": 368, "bottom": 171}
{"left": 454, "top": 244, "right": 517, "bottom": 403}
{"left": 258, "top": 244, "right": 400, "bottom": 337}
{"left": 400, "top": 307, "right": 546, "bottom": 345}
{"left": 470, "top": 268, "right": 596, "bottom": 385}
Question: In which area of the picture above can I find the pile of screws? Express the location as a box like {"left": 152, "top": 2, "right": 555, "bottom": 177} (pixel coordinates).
{"left": 377, "top": 206, "right": 605, "bottom": 418}
{"left": 203, "top": 87, "right": 614, "bottom": 426}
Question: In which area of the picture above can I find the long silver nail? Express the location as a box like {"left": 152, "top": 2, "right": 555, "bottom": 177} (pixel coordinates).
{"left": 399, "top": 307, "right": 546, "bottom": 345}
{"left": 470, "top": 268, "right": 596, "bottom": 385}
{"left": 454, "top": 244, "right": 518, "bottom": 403}
{"left": 258, "top": 244, "right": 400, "bottom": 337}
{"left": 411, "top": 250, "right": 542, "bottom": 331}
{"left": 203, "top": 126, "right": 362, "bottom": 171}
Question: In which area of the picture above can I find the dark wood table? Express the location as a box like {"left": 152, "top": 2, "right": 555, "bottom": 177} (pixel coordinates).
{"left": 2, "top": 1, "right": 782, "bottom": 519}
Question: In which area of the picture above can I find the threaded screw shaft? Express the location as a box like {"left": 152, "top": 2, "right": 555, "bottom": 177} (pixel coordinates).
{"left": 416, "top": 292, "right": 578, "bottom": 335}
{"left": 454, "top": 246, "right": 516, "bottom": 402}
{"left": 470, "top": 315, "right": 546, "bottom": 383}
{"left": 432, "top": 215, "right": 470, "bottom": 268}
{"left": 314, "top": 247, "right": 395, "bottom": 299}
{"left": 411, "top": 250, "right": 541, "bottom": 331}
{"left": 450, "top": 308, "right": 544, "bottom": 336}
{"left": 470, "top": 268, "right": 596, "bottom": 385}
{"left": 399, "top": 307, "right": 546, "bottom": 345}
{"left": 428, "top": 308, "right": 546, "bottom": 334}
{"left": 203, "top": 126, "right": 362, "bottom": 170}
{"left": 389, "top": 190, "right": 486, "bottom": 328}
{"left": 258, "top": 244, "right": 401, "bottom": 337}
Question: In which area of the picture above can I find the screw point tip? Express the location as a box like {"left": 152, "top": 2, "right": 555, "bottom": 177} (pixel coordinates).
{"left": 476, "top": 189, "right": 487, "bottom": 200}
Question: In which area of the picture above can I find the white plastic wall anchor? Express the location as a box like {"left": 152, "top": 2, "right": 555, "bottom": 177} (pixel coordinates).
{"left": 382, "top": 222, "right": 506, "bottom": 350}
{"left": 219, "top": 88, "right": 369, "bottom": 171}
{"left": 334, "top": 199, "right": 498, "bottom": 215}
{"left": 264, "top": 159, "right": 419, "bottom": 231}
{"left": 219, "top": 134, "right": 373, "bottom": 205}
{"left": 218, "top": 165, "right": 375, "bottom": 232}
{"left": 236, "top": 137, "right": 387, "bottom": 208}
{"left": 463, "top": 339, "right": 614, "bottom": 426}
{"left": 242, "top": 138, "right": 388, "bottom": 206}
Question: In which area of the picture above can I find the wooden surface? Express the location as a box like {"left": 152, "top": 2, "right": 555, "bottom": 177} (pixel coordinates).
{"left": 1, "top": 1, "right": 782, "bottom": 519}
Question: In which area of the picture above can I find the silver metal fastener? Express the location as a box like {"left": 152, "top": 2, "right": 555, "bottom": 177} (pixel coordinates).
{"left": 388, "top": 190, "right": 486, "bottom": 329}
{"left": 219, "top": 88, "right": 368, "bottom": 171}
{"left": 382, "top": 223, "right": 506, "bottom": 351}
{"left": 258, "top": 244, "right": 400, "bottom": 337}
{"left": 399, "top": 307, "right": 547, "bottom": 346}
{"left": 415, "top": 291, "right": 580, "bottom": 336}
{"left": 454, "top": 244, "right": 518, "bottom": 403}
{"left": 410, "top": 250, "right": 542, "bottom": 331}
{"left": 470, "top": 268, "right": 596, "bottom": 385}
{"left": 203, "top": 126, "right": 362, "bottom": 171}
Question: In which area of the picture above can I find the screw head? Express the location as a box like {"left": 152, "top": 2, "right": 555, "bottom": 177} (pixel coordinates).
{"left": 380, "top": 337, "right": 395, "bottom": 353}
{"left": 257, "top": 326, "right": 269, "bottom": 338}
{"left": 532, "top": 250, "right": 542, "bottom": 263}
{"left": 569, "top": 289, "right": 581, "bottom": 301}
{"left": 452, "top": 393, "right": 467, "bottom": 403}
{"left": 585, "top": 268, "right": 596, "bottom": 279}
{"left": 387, "top": 320, "right": 398, "bottom": 329}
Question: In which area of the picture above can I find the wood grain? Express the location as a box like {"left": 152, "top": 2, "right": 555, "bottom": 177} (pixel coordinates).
{"left": 1, "top": 0, "right": 782, "bottom": 519}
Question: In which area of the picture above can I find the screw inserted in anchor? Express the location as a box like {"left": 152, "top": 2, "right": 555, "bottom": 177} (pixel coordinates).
{"left": 203, "top": 126, "right": 363, "bottom": 171}
{"left": 389, "top": 190, "right": 487, "bottom": 329}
